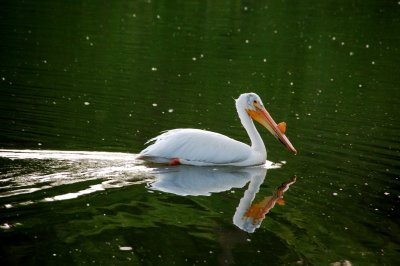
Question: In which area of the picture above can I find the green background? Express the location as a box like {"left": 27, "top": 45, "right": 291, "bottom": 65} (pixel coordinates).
{"left": 1, "top": 0, "right": 399, "bottom": 265}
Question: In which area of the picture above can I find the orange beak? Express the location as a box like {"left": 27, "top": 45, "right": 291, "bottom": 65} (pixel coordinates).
{"left": 246, "top": 104, "right": 297, "bottom": 155}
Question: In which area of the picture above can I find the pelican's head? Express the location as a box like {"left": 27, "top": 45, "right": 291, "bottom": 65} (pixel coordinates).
{"left": 236, "top": 93, "right": 297, "bottom": 155}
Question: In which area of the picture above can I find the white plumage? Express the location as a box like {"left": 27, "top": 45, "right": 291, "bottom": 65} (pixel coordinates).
{"left": 138, "top": 93, "right": 296, "bottom": 166}
{"left": 140, "top": 128, "right": 252, "bottom": 165}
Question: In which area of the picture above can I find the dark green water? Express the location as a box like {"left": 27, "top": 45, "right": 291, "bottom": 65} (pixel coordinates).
{"left": 1, "top": 0, "right": 399, "bottom": 265}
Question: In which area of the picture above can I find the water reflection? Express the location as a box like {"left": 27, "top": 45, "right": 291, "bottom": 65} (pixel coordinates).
{"left": 149, "top": 166, "right": 263, "bottom": 196}
{"left": 234, "top": 175, "right": 296, "bottom": 233}
{"left": 0, "top": 149, "right": 295, "bottom": 233}
{"left": 149, "top": 164, "right": 296, "bottom": 233}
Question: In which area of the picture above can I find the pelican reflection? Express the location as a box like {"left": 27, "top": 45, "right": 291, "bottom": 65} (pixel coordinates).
{"left": 148, "top": 165, "right": 296, "bottom": 233}
{"left": 148, "top": 165, "right": 264, "bottom": 196}
{"left": 234, "top": 175, "right": 296, "bottom": 233}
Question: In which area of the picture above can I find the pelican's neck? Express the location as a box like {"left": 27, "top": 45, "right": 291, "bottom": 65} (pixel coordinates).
{"left": 236, "top": 104, "right": 266, "bottom": 155}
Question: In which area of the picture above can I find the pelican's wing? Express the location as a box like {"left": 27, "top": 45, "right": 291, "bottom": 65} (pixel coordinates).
{"left": 139, "top": 128, "right": 251, "bottom": 165}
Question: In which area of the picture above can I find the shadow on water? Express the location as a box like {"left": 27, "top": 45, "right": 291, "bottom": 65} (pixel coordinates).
{"left": 0, "top": 149, "right": 295, "bottom": 233}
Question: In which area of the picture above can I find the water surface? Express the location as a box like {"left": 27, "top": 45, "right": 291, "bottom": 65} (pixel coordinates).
{"left": 1, "top": 0, "right": 399, "bottom": 265}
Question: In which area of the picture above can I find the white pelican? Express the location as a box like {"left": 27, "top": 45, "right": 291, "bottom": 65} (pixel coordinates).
{"left": 138, "top": 92, "right": 297, "bottom": 166}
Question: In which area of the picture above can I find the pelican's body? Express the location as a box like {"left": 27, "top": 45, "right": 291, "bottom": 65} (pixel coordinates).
{"left": 140, "top": 128, "right": 264, "bottom": 166}
{"left": 139, "top": 93, "right": 296, "bottom": 166}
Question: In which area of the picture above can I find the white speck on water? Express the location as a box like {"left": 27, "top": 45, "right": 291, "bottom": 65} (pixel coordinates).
{"left": 308, "top": 45, "right": 312, "bottom": 49}
{"left": 86, "top": 203, "right": 90, "bottom": 207}
{"left": 156, "top": 14, "right": 161, "bottom": 19}
{"left": 192, "top": 57, "right": 197, "bottom": 61}
{"left": 273, "top": 30, "right": 278, "bottom": 34}
{"left": 358, "top": 84, "right": 363, "bottom": 88}
{"left": 364, "top": 183, "right": 368, "bottom": 186}
{"left": 1, "top": 77, "right": 5, "bottom": 81}
{"left": 168, "top": 109, "right": 174, "bottom": 113}
{"left": 349, "top": 51, "right": 354, "bottom": 56}
{"left": 365, "top": 44, "right": 370, "bottom": 48}
{"left": 246, "top": 238, "right": 251, "bottom": 242}
{"left": 263, "top": 58, "right": 267, "bottom": 62}
{"left": 332, "top": 36, "right": 336, "bottom": 41}
{"left": 152, "top": 103, "right": 157, "bottom": 107}
{"left": 290, "top": 82, "right": 294, "bottom": 86}
{"left": 52, "top": 101, "right": 56, "bottom": 105}
{"left": 43, "top": 59, "right": 47, "bottom": 64}
{"left": 38, "top": 143, "right": 42, "bottom": 146}
{"left": 53, "top": 253, "right": 57, "bottom": 257}
{"left": 84, "top": 101, "right": 90, "bottom": 106}
{"left": 0, "top": 223, "right": 11, "bottom": 230}
{"left": 119, "top": 246, "right": 133, "bottom": 251}
{"left": 209, "top": 250, "right": 213, "bottom": 254}
{"left": 307, "top": 113, "right": 311, "bottom": 116}
{"left": 341, "top": 42, "right": 345, "bottom": 46}
{"left": 200, "top": 54, "right": 204, "bottom": 58}
{"left": 245, "top": 39, "right": 249, "bottom": 44}
{"left": 151, "top": 67, "right": 157, "bottom": 71}
{"left": 333, "top": 192, "right": 338, "bottom": 196}
{"left": 132, "top": 13, "right": 136, "bottom": 18}
{"left": 384, "top": 192, "right": 390, "bottom": 196}
{"left": 5, "top": 204, "right": 12, "bottom": 208}
{"left": 243, "top": 6, "right": 248, "bottom": 11}
{"left": 86, "top": 36, "right": 90, "bottom": 40}
{"left": 371, "top": 61, "right": 375, "bottom": 65}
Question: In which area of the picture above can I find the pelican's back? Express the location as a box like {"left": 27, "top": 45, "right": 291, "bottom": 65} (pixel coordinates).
{"left": 139, "top": 128, "right": 251, "bottom": 165}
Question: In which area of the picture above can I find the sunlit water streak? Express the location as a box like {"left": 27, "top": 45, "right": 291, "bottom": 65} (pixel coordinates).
{"left": 0, "top": 149, "right": 152, "bottom": 206}
{"left": 0, "top": 149, "right": 283, "bottom": 211}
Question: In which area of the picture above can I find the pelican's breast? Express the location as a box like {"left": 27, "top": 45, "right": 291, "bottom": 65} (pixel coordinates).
{"left": 139, "top": 128, "right": 252, "bottom": 165}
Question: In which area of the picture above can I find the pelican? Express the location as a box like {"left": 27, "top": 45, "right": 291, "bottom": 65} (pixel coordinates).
{"left": 138, "top": 92, "right": 297, "bottom": 166}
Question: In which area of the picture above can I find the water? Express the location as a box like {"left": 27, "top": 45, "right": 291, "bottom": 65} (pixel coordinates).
{"left": 1, "top": 0, "right": 399, "bottom": 265}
